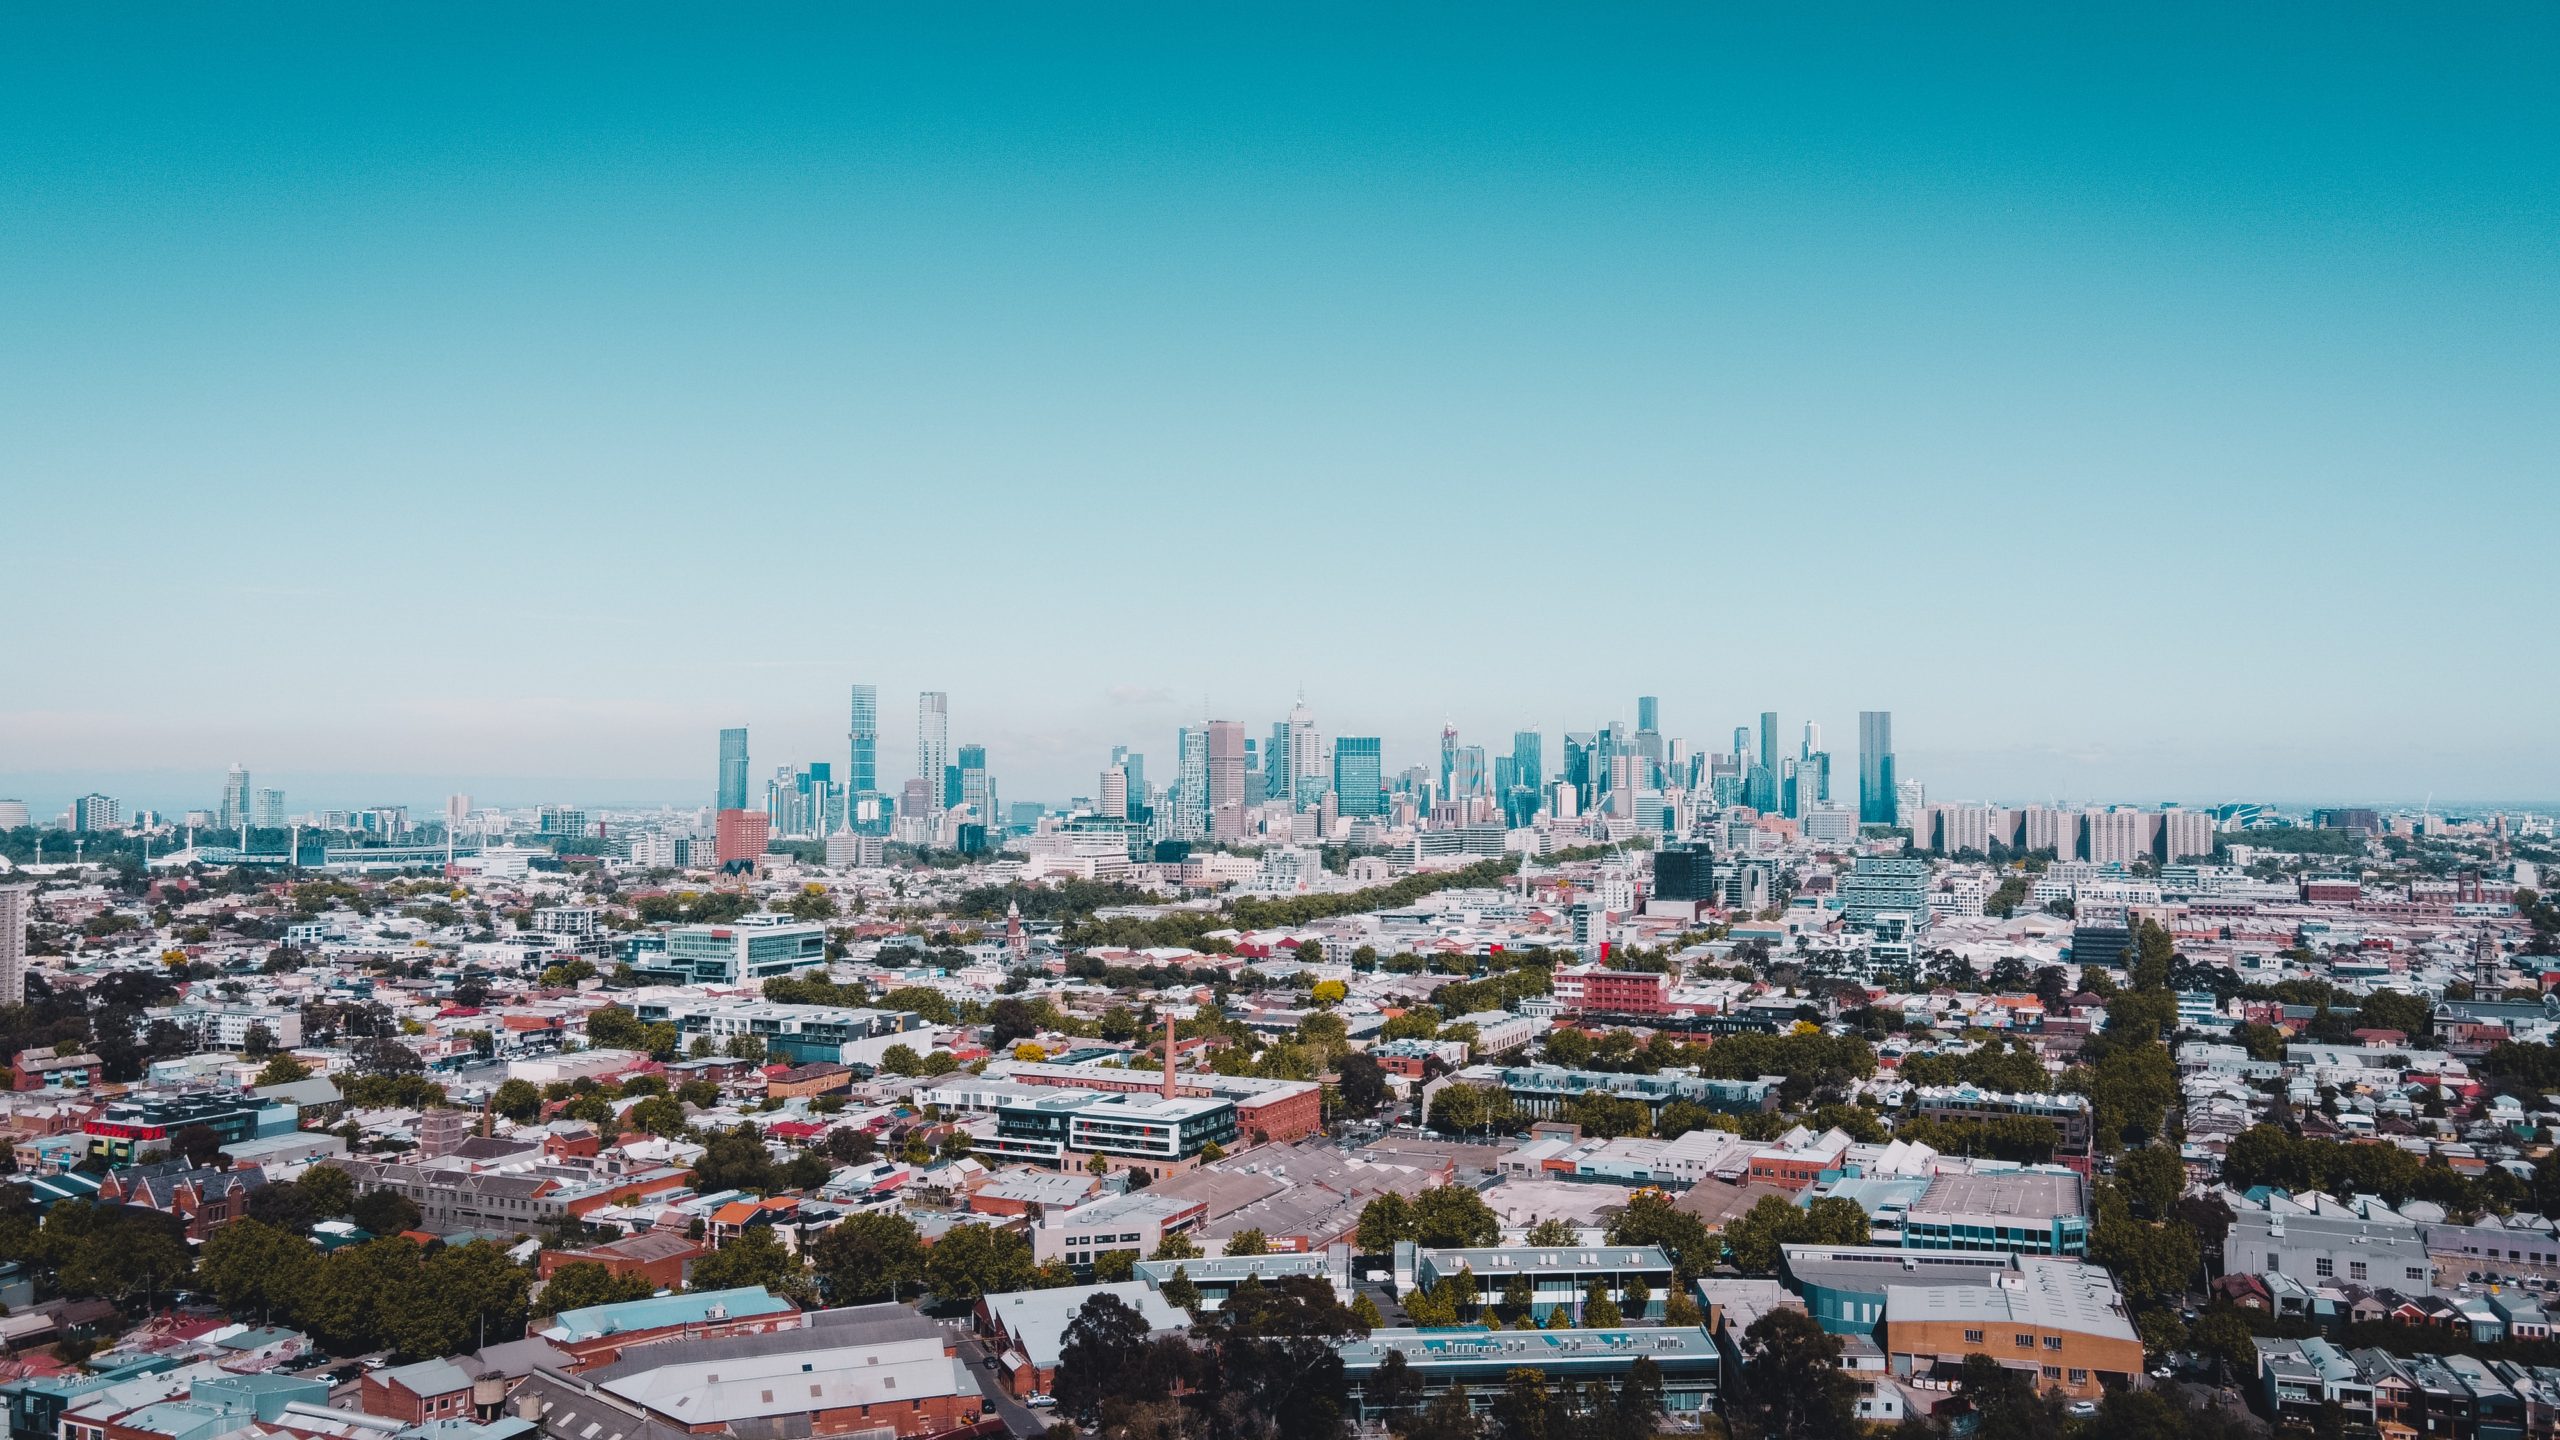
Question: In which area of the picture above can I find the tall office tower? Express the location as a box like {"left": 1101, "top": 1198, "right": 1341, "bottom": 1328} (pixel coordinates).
{"left": 1438, "top": 725, "right": 1459, "bottom": 796}
{"left": 1333, "top": 737, "right": 1383, "bottom": 817}
{"left": 1858, "top": 711, "right": 1897, "bottom": 825}
{"left": 0, "top": 884, "right": 30, "bottom": 1006}
{"left": 1206, "top": 721, "right": 1248, "bottom": 839}
{"left": 1508, "top": 730, "right": 1543, "bottom": 826}
{"left": 1266, "top": 721, "right": 1292, "bottom": 803}
{"left": 916, "top": 693, "right": 950, "bottom": 815}
{"left": 1744, "top": 710, "right": 1779, "bottom": 810}
{"left": 953, "top": 743, "right": 987, "bottom": 815}
{"left": 717, "top": 727, "right": 751, "bottom": 811}
{"left": 1637, "top": 696, "right": 1659, "bottom": 734}
{"left": 1800, "top": 721, "right": 1832, "bottom": 805}
{"left": 1287, "top": 700, "right": 1323, "bottom": 808}
{"left": 1634, "top": 699, "right": 1664, "bottom": 787}
{"left": 1176, "top": 727, "right": 1209, "bottom": 838}
{"left": 1562, "top": 732, "right": 1597, "bottom": 811}
{"left": 1450, "top": 745, "right": 1489, "bottom": 799}
{"left": 1111, "top": 747, "right": 1146, "bottom": 805}
{"left": 252, "top": 788, "right": 286, "bottom": 829}
{"left": 847, "top": 684, "right": 879, "bottom": 797}
{"left": 220, "top": 765, "right": 251, "bottom": 829}
{"left": 1098, "top": 767, "right": 1129, "bottom": 820}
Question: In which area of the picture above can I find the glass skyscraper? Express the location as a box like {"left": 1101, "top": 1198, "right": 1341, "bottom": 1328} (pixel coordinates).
{"left": 717, "top": 727, "right": 750, "bottom": 811}
{"left": 1333, "top": 737, "right": 1383, "bottom": 817}
{"left": 847, "top": 684, "right": 878, "bottom": 797}
{"left": 916, "top": 692, "right": 949, "bottom": 816}
{"left": 1859, "top": 710, "right": 1897, "bottom": 825}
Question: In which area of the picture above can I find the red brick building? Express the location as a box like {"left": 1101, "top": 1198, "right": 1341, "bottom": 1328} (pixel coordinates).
{"left": 360, "top": 1359, "right": 476, "bottom": 1424}
{"left": 537, "top": 1230, "right": 703, "bottom": 1291}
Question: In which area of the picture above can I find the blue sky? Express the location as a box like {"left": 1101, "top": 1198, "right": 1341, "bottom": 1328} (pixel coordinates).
{"left": 3, "top": 4, "right": 2555, "bottom": 814}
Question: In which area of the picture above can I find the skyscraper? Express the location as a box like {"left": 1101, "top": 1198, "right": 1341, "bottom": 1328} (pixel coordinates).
{"left": 252, "top": 788, "right": 286, "bottom": 828}
{"left": 1438, "top": 724, "right": 1459, "bottom": 798}
{"left": 957, "top": 744, "right": 990, "bottom": 819}
{"left": 220, "top": 765, "right": 250, "bottom": 830}
{"left": 1859, "top": 710, "right": 1897, "bottom": 825}
{"left": 1636, "top": 696, "right": 1659, "bottom": 734}
{"left": 1748, "top": 711, "right": 1780, "bottom": 811}
{"left": 1098, "top": 767, "right": 1129, "bottom": 820}
{"left": 1266, "top": 721, "right": 1292, "bottom": 803}
{"left": 847, "top": 684, "right": 879, "bottom": 798}
{"left": 916, "top": 692, "right": 950, "bottom": 816}
{"left": 1175, "top": 726, "right": 1209, "bottom": 838}
{"left": 0, "top": 884, "right": 30, "bottom": 1006}
{"left": 717, "top": 727, "right": 750, "bottom": 812}
{"left": 1206, "top": 721, "right": 1247, "bottom": 838}
{"left": 1333, "top": 737, "right": 1383, "bottom": 817}
{"left": 1287, "top": 700, "right": 1323, "bottom": 808}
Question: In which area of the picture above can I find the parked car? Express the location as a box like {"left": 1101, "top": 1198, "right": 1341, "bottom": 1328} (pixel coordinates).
{"left": 1026, "top": 1395, "right": 1057, "bottom": 1409}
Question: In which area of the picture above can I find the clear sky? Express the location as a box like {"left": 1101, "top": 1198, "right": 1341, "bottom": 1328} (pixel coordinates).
{"left": 4, "top": 4, "right": 2555, "bottom": 814}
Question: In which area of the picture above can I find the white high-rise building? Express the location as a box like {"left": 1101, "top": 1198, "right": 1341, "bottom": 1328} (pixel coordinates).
{"left": 2162, "top": 810, "right": 2215, "bottom": 863}
{"left": 0, "top": 884, "right": 31, "bottom": 1007}
{"left": 220, "top": 765, "right": 251, "bottom": 829}
{"left": 916, "top": 692, "right": 950, "bottom": 817}
{"left": 1097, "top": 767, "right": 1129, "bottom": 820}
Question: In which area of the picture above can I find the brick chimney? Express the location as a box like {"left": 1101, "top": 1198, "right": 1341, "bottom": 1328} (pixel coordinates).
{"left": 1162, "top": 1010, "right": 1179, "bottom": 1101}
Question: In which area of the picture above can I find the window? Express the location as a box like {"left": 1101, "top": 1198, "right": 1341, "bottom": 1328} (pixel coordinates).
{"left": 2315, "top": 1257, "right": 2335, "bottom": 1278}
{"left": 2069, "top": 1370, "right": 2088, "bottom": 1385}
{"left": 2044, "top": 1337, "right": 2064, "bottom": 1351}
{"left": 2015, "top": 1335, "right": 2035, "bottom": 1349}
{"left": 1964, "top": 1330, "right": 1984, "bottom": 1344}
{"left": 2408, "top": 1268, "right": 2429, "bottom": 1283}
{"left": 2042, "top": 1366, "right": 2062, "bottom": 1380}
{"left": 2268, "top": 1253, "right": 2282, "bottom": 1273}
{"left": 2350, "top": 1262, "right": 2368, "bottom": 1281}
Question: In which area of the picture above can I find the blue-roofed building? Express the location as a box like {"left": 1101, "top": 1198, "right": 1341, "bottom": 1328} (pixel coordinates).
{"left": 537, "top": 1285, "right": 801, "bottom": 1366}
{"left": 1776, "top": 1243, "right": 2026, "bottom": 1335}
{"left": 1396, "top": 1243, "right": 1674, "bottom": 1323}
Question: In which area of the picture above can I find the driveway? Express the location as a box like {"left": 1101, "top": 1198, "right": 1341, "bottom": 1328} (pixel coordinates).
{"left": 952, "top": 1327, "right": 1050, "bottom": 1437}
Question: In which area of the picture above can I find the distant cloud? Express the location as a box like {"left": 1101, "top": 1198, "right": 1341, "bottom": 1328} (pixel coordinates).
{"left": 1106, "top": 685, "right": 1176, "bottom": 706}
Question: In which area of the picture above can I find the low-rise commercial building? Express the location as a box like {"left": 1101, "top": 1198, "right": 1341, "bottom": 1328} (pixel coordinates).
{"left": 1881, "top": 1256, "right": 2142, "bottom": 1401}
{"left": 1395, "top": 1243, "right": 1675, "bottom": 1323}
{"left": 1901, "top": 1171, "right": 2090, "bottom": 1257}
{"left": 1341, "top": 1326, "right": 1720, "bottom": 1421}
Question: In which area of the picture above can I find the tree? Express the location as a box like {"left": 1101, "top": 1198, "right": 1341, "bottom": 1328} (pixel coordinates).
{"left": 352, "top": 1186, "right": 423, "bottom": 1237}
{"left": 585, "top": 1004, "right": 649, "bottom": 1051}
{"left": 197, "top": 1217, "right": 317, "bottom": 1319}
{"left": 492, "top": 1078, "right": 544, "bottom": 1124}
{"left": 1350, "top": 1290, "right": 1383, "bottom": 1328}
{"left": 1356, "top": 1193, "right": 1415, "bottom": 1254}
{"left": 1356, "top": 1346, "right": 1422, "bottom": 1426}
{"left": 877, "top": 1043, "right": 923, "bottom": 1076}
{"left": 1151, "top": 1230, "right": 1204, "bottom": 1261}
{"left": 537, "top": 1260, "right": 655, "bottom": 1315}
{"left": 1605, "top": 1191, "right": 1714, "bottom": 1279}
{"left": 351, "top": 1035, "right": 423, "bottom": 1076}
{"left": 1225, "top": 1228, "right": 1270, "bottom": 1256}
{"left": 628, "top": 1096, "right": 689, "bottom": 1137}
{"left": 255, "top": 1054, "right": 312, "bottom": 1086}
{"left": 1524, "top": 1217, "right": 1576, "bottom": 1247}
{"left": 688, "top": 1226, "right": 806, "bottom": 1299}
{"left": 1090, "top": 1248, "right": 1137, "bottom": 1283}
{"left": 297, "top": 1163, "right": 356, "bottom": 1219}
{"left": 1159, "top": 1265, "right": 1201, "bottom": 1312}
{"left": 692, "top": 1124, "right": 781, "bottom": 1193}
{"left": 1337, "top": 1051, "right": 1390, "bottom": 1118}
{"left": 1426, "top": 1083, "right": 1517, "bottom": 1136}
{"left": 807, "top": 1212, "right": 924, "bottom": 1303}
{"left": 172, "top": 1123, "right": 223, "bottom": 1168}
{"left": 1580, "top": 1281, "right": 1622, "bottom": 1328}
{"left": 1053, "top": 1293, "right": 1154, "bottom": 1424}
{"left": 1727, "top": 1306, "right": 1857, "bottom": 1440}
{"left": 2116, "top": 1145, "right": 2185, "bottom": 1221}
{"left": 926, "top": 1221, "right": 1036, "bottom": 1302}
{"left": 1409, "top": 1185, "right": 1499, "bottom": 1248}
{"left": 397, "top": 1240, "right": 533, "bottom": 1356}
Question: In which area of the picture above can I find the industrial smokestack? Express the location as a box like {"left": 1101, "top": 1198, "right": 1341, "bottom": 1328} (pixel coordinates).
{"left": 1162, "top": 1010, "right": 1178, "bottom": 1101}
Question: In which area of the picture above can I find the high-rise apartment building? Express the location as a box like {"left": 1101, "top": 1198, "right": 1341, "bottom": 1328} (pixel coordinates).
{"left": 847, "top": 684, "right": 879, "bottom": 798}
{"left": 1286, "top": 701, "right": 1323, "bottom": 809}
{"left": 2020, "top": 806, "right": 2079, "bottom": 859}
{"left": 252, "top": 788, "right": 286, "bottom": 829}
{"left": 1858, "top": 711, "right": 1897, "bottom": 826}
{"left": 954, "top": 743, "right": 989, "bottom": 817}
{"left": 1175, "top": 727, "right": 1209, "bottom": 838}
{"left": 1333, "top": 737, "right": 1383, "bottom": 818}
{"left": 1206, "top": 721, "right": 1248, "bottom": 839}
{"left": 1637, "top": 696, "right": 1659, "bottom": 734}
{"left": 2161, "top": 810, "right": 2215, "bottom": 863}
{"left": 220, "top": 765, "right": 251, "bottom": 829}
{"left": 1098, "top": 767, "right": 1129, "bottom": 820}
{"left": 68, "top": 794, "right": 120, "bottom": 833}
{"left": 717, "top": 727, "right": 751, "bottom": 812}
{"left": 0, "top": 884, "right": 30, "bottom": 1007}
{"left": 916, "top": 693, "right": 950, "bottom": 816}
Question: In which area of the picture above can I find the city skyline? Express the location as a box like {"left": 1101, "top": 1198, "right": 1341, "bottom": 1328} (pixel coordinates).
{"left": 7, "top": 7, "right": 2556, "bottom": 811}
